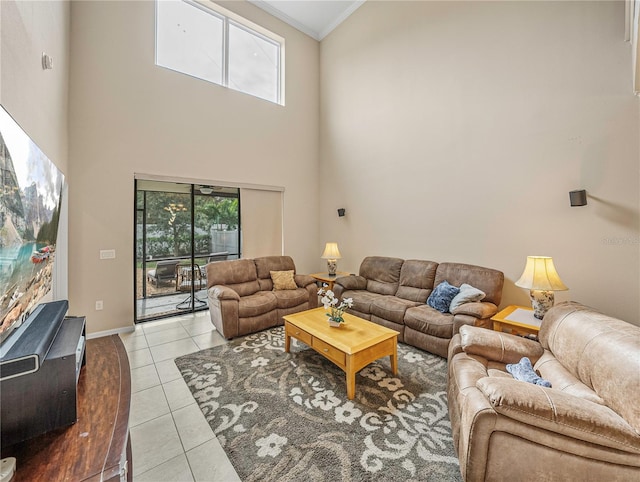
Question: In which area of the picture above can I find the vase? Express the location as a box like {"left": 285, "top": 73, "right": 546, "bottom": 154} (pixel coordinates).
{"left": 328, "top": 319, "right": 343, "bottom": 328}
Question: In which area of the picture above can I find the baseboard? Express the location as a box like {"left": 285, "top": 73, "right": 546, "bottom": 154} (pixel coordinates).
{"left": 87, "top": 325, "right": 135, "bottom": 340}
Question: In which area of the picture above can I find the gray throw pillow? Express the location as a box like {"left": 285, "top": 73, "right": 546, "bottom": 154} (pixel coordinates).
{"left": 427, "top": 281, "right": 460, "bottom": 313}
{"left": 449, "top": 283, "right": 486, "bottom": 311}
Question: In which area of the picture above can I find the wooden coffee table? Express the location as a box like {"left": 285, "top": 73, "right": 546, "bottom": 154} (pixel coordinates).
{"left": 284, "top": 307, "right": 399, "bottom": 400}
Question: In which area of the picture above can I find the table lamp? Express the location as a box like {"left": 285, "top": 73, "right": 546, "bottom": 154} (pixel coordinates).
{"left": 321, "top": 242, "right": 342, "bottom": 276}
{"left": 515, "top": 256, "right": 568, "bottom": 319}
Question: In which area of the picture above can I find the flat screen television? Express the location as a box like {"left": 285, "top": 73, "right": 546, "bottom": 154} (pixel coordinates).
{"left": 0, "top": 105, "right": 65, "bottom": 344}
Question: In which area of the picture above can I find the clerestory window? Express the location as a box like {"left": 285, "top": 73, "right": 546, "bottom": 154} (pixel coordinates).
{"left": 155, "top": 0, "right": 284, "bottom": 105}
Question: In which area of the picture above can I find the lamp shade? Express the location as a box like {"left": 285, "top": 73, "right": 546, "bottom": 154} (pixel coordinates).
{"left": 515, "top": 256, "right": 568, "bottom": 291}
{"left": 321, "top": 242, "right": 342, "bottom": 259}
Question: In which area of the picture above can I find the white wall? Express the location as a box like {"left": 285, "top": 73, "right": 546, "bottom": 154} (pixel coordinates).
{"left": 1, "top": 0, "right": 70, "bottom": 300}
{"left": 320, "top": 1, "right": 640, "bottom": 324}
{"left": 69, "top": 0, "right": 319, "bottom": 334}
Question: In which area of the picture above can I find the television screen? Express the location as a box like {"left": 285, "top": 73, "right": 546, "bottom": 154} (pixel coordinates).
{"left": 0, "top": 105, "right": 65, "bottom": 342}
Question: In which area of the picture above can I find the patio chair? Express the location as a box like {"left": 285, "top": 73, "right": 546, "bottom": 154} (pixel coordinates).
{"left": 147, "top": 259, "right": 180, "bottom": 287}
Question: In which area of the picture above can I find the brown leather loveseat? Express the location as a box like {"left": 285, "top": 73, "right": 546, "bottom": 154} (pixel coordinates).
{"left": 332, "top": 256, "right": 504, "bottom": 357}
{"left": 447, "top": 301, "right": 640, "bottom": 481}
{"left": 206, "top": 256, "right": 318, "bottom": 339}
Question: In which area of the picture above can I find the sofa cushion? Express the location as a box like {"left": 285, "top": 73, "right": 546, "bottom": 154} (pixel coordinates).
{"left": 477, "top": 377, "right": 640, "bottom": 453}
{"left": 540, "top": 302, "right": 640, "bottom": 433}
{"left": 396, "top": 259, "right": 438, "bottom": 302}
{"left": 427, "top": 281, "right": 460, "bottom": 313}
{"left": 534, "top": 351, "right": 604, "bottom": 405}
{"left": 206, "top": 259, "right": 260, "bottom": 296}
{"left": 434, "top": 262, "right": 504, "bottom": 306}
{"left": 404, "top": 304, "right": 454, "bottom": 339}
{"left": 272, "top": 288, "right": 310, "bottom": 309}
{"left": 255, "top": 256, "right": 296, "bottom": 290}
{"left": 270, "top": 270, "right": 297, "bottom": 290}
{"left": 342, "top": 290, "right": 386, "bottom": 316}
{"left": 459, "top": 325, "right": 544, "bottom": 364}
{"left": 370, "top": 296, "right": 420, "bottom": 324}
{"left": 238, "top": 291, "right": 278, "bottom": 318}
{"left": 449, "top": 283, "right": 486, "bottom": 311}
{"left": 359, "top": 256, "right": 404, "bottom": 295}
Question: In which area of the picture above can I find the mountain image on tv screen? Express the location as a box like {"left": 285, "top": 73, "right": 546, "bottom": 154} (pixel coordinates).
{"left": 0, "top": 105, "right": 65, "bottom": 341}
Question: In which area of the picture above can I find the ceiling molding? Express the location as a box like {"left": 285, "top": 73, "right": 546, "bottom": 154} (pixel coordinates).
{"left": 249, "top": 0, "right": 365, "bottom": 41}
{"left": 318, "top": 0, "right": 365, "bottom": 41}
{"left": 249, "top": 0, "right": 323, "bottom": 40}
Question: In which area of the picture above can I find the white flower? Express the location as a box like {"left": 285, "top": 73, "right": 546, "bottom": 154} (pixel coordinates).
{"left": 335, "top": 401, "right": 362, "bottom": 424}
{"left": 251, "top": 356, "right": 269, "bottom": 367}
{"left": 255, "top": 433, "right": 288, "bottom": 458}
{"left": 403, "top": 352, "right": 424, "bottom": 363}
{"left": 311, "top": 390, "right": 341, "bottom": 411}
{"left": 343, "top": 297, "right": 353, "bottom": 307}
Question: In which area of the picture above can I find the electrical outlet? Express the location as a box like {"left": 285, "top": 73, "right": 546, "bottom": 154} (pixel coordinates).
{"left": 95, "top": 300, "right": 103, "bottom": 311}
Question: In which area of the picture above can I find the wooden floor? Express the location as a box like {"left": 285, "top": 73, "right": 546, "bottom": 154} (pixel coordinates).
{"left": 3, "top": 336, "right": 132, "bottom": 481}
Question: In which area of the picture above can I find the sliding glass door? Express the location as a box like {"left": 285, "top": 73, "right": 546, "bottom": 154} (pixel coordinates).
{"left": 135, "top": 180, "right": 240, "bottom": 322}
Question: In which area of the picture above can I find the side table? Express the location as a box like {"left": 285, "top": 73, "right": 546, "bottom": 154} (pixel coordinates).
{"left": 491, "top": 305, "right": 541, "bottom": 338}
{"left": 310, "top": 271, "right": 350, "bottom": 291}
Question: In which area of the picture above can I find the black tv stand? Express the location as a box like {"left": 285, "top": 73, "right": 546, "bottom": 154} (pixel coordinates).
{"left": 0, "top": 303, "right": 86, "bottom": 448}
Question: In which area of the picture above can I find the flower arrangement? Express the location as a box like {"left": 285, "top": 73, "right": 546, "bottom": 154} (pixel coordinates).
{"left": 318, "top": 286, "right": 353, "bottom": 325}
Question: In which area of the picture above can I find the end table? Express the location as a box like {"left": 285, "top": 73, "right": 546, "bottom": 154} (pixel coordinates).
{"left": 310, "top": 271, "right": 350, "bottom": 291}
{"left": 491, "top": 305, "right": 541, "bottom": 338}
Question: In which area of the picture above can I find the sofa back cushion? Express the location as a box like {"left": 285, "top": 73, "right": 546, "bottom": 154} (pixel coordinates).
{"left": 206, "top": 258, "right": 260, "bottom": 297}
{"left": 540, "top": 301, "right": 640, "bottom": 434}
{"left": 359, "top": 256, "right": 404, "bottom": 295}
{"left": 434, "top": 262, "right": 504, "bottom": 306}
{"left": 254, "top": 256, "right": 296, "bottom": 291}
{"left": 396, "top": 259, "right": 438, "bottom": 302}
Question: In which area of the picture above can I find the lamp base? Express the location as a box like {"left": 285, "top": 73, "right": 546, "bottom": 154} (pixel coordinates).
{"left": 530, "top": 290, "right": 554, "bottom": 319}
{"left": 327, "top": 259, "right": 337, "bottom": 276}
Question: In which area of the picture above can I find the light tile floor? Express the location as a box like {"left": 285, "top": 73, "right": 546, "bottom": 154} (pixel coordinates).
{"left": 119, "top": 311, "right": 241, "bottom": 482}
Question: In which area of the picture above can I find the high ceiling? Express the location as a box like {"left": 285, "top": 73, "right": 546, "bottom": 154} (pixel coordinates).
{"left": 249, "top": 0, "right": 365, "bottom": 40}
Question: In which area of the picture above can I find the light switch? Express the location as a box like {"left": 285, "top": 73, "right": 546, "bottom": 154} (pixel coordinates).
{"left": 100, "top": 249, "right": 116, "bottom": 260}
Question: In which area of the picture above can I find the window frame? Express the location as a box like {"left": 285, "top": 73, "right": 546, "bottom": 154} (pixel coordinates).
{"left": 155, "top": 0, "right": 285, "bottom": 105}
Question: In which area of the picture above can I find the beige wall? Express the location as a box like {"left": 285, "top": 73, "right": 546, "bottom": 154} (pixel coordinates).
{"left": 320, "top": 1, "right": 640, "bottom": 324}
{"left": 1, "top": 0, "right": 70, "bottom": 175}
{"left": 69, "top": 0, "right": 319, "bottom": 334}
{"left": 1, "top": 0, "right": 70, "bottom": 299}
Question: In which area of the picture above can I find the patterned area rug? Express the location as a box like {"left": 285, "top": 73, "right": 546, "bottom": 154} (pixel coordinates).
{"left": 175, "top": 326, "right": 461, "bottom": 481}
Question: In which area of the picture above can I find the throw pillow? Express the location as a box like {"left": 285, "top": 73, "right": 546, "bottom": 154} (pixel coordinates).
{"left": 449, "top": 283, "right": 486, "bottom": 311}
{"left": 270, "top": 270, "right": 297, "bottom": 290}
{"left": 506, "top": 357, "right": 552, "bottom": 387}
{"left": 427, "top": 281, "right": 460, "bottom": 313}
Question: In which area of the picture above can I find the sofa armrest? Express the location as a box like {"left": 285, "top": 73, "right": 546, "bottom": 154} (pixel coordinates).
{"left": 208, "top": 285, "right": 240, "bottom": 301}
{"left": 459, "top": 325, "right": 544, "bottom": 364}
{"left": 334, "top": 275, "right": 367, "bottom": 290}
{"left": 294, "top": 274, "right": 316, "bottom": 289}
{"left": 451, "top": 301, "right": 498, "bottom": 319}
{"left": 477, "top": 377, "right": 640, "bottom": 453}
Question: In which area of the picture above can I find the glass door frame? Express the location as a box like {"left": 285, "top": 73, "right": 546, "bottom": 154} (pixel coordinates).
{"left": 134, "top": 179, "right": 241, "bottom": 323}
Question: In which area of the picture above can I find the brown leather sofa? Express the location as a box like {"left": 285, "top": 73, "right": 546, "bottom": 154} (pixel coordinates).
{"left": 206, "top": 256, "right": 318, "bottom": 339}
{"left": 447, "top": 301, "right": 640, "bottom": 481}
{"left": 332, "top": 256, "right": 504, "bottom": 357}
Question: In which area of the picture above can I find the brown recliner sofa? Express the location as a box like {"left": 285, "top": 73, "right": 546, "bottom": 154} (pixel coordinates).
{"left": 206, "top": 256, "right": 318, "bottom": 339}
{"left": 332, "top": 256, "right": 504, "bottom": 357}
{"left": 447, "top": 301, "right": 640, "bottom": 481}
